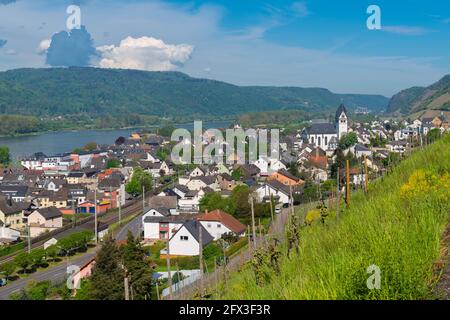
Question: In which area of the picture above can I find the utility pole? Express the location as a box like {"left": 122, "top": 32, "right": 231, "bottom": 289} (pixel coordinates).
{"left": 364, "top": 155, "right": 369, "bottom": 194}
{"left": 142, "top": 185, "right": 145, "bottom": 213}
{"left": 289, "top": 185, "right": 295, "bottom": 217}
{"left": 199, "top": 223, "right": 204, "bottom": 298}
{"left": 345, "top": 160, "right": 350, "bottom": 208}
{"left": 336, "top": 168, "right": 340, "bottom": 221}
{"left": 72, "top": 198, "right": 75, "bottom": 228}
{"left": 118, "top": 196, "right": 122, "bottom": 226}
{"left": 94, "top": 189, "right": 98, "bottom": 245}
{"left": 166, "top": 240, "right": 173, "bottom": 300}
{"left": 27, "top": 224, "right": 31, "bottom": 254}
{"left": 250, "top": 194, "right": 256, "bottom": 249}
{"left": 269, "top": 194, "right": 274, "bottom": 222}
{"left": 124, "top": 272, "right": 130, "bottom": 300}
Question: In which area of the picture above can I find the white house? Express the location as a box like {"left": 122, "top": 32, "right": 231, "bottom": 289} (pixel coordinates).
{"left": 164, "top": 220, "right": 214, "bottom": 257}
{"left": 178, "top": 189, "right": 207, "bottom": 212}
{"left": 197, "top": 209, "right": 246, "bottom": 241}
{"left": 0, "top": 222, "right": 20, "bottom": 244}
{"left": 255, "top": 180, "right": 291, "bottom": 205}
{"left": 253, "top": 157, "right": 270, "bottom": 176}
{"left": 143, "top": 216, "right": 185, "bottom": 241}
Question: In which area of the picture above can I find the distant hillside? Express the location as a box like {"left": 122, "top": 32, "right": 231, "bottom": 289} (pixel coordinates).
{"left": 387, "top": 75, "right": 450, "bottom": 116}
{"left": 0, "top": 67, "right": 388, "bottom": 121}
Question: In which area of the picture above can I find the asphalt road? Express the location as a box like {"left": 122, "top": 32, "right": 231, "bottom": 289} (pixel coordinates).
{"left": 115, "top": 213, "right": 144, "bottom": 242}
{"left": 0, "top": 249, "right": 98, "bottom": 300}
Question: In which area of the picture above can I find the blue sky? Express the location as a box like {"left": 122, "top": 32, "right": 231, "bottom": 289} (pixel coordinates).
{"left": 0, "top": 0, "right": 449, "bottom": 96}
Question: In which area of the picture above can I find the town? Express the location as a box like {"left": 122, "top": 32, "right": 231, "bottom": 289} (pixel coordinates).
{"left": 0, "top": 105, "right": 448, "bottom": 299}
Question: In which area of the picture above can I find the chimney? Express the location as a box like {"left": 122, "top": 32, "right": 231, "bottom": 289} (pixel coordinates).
{"left": 205, "top": 209, "right": 209, "bottom": 214}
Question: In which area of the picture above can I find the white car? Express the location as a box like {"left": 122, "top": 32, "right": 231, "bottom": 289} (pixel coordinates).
{"left": 274, "top": 207, "right": 282, "bottom": 214}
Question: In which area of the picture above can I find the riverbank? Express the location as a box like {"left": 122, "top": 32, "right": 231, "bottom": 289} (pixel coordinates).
{"left": 0, "top": 120, "right": 232, "bottom": 159}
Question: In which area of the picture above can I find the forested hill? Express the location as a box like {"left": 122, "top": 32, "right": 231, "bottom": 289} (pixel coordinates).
{"left": 387, "top": 74, "right": 450, "bottom": 116}
{"left": 0, "top": 67, "right": 388, "bottom": 120}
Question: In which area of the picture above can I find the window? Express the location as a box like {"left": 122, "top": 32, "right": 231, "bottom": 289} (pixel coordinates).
{"left": 180, "top": 235, "right": 189, "bottom": 241}
{"left": 318, "top": 137, "right": 321, "bottom": 146}
{"left": 207, "top": 223, "right": 212, "bottom": 228}
{"left": 325, "top": 137, "right": 328, "bottom": 145}
{"left": 217, "top": 224, "right": 221, "bottom": 228}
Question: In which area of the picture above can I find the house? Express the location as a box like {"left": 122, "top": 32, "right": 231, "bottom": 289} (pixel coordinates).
{"left": 0, "top": 185, "right": 29, "bottom": 202}
{"left": 0, "top": 196, "right": 28, "bottom": 231}
{"left": 303, "top": 104, "right": 348, "bottom": 151}
{"left": 197, "top": 209, "right": 246, "bottom": 240}
{"left": 189, "top": 167, "right": 207, "bottom": 178}
{"left": 0, "top": 222, "right": 20, "bottom": 244}
{"left": 186, "top": 176, "right": 218, "bottom": 191}
{"left": 67, "top": 172, "right": 86, "bottom": 184}
{"left": 146, "top": 196, "right": 178, "bottom": 216}
{"left": 352, "top": 144, "right": 373, "bottom": 159}
{"left": 252, "top": 157, "right": 270, "bottom": 176}
{"left": 268, "top": 169, "right": 304, "bottom": 186}
{"left": 164, "top": 220, "right": 214, "bottom": 257}
{"left": 386, "top": 140, "right": 408, "bottom": 153}
{"left": 216, "top": 173, "right": 236, "bottom": 191}
{"left": 27, "top": 207, "right": 63, "bottom": 237}
{"left": 255, "top": 180, "right": 293, "bottom": 205}
{"left": 178, "top": 189, "right": 208, "bottom": 212}
{"left": 143, "top": 215, "right": 187, "bottom": 241}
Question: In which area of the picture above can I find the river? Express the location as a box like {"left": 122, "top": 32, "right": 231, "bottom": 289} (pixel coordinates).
{"left": 0, "top": 120, "right": 231, "bottom": 160}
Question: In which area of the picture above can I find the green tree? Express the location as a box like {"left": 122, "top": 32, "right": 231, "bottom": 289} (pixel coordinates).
{"left": 427, "top": 128, "right": 442, "bottom": 143}
{"left": 338, "top": 132, "right": 358, "bottom": 150}
{"left": 30, "top": 248, "right": 46, "bottom": 267}
{"left": 83, "top": 142, "right": 98, "bottom": 151}
{"left": 89, "top": 237, "right": 125, "bottom": 300}
{"left": 0, "top": 261, "right": 16, "bottom": 280}
{"left": 125, "top": 167, "right": 153, "bottom": 197}
{"left": 14, "top": 252, "right": 32, "bottom": 273}
{"left": 45, "top": 245, "right": 60, "bottom": 262}
{"left": 0, "top": 146, "right": 11, "bottom": 167}
{"left": 231, "top": 167, "right": 243, "bottom": 181}
{"left": 121, "top": 232, "right": 153, "bottom": 300}
{"left": 158, "top": 123, "right": 176, "bottom": 138}
{"left": 106, "top": 158, "right": 121, "bottom": 169}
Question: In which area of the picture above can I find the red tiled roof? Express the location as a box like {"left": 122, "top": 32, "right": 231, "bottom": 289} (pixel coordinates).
{"left": 196, "top": 209, "right": 246, "bottom": 234}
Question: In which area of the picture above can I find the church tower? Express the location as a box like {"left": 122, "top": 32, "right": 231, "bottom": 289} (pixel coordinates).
{"left": 335, "top": 104, "right": 348, "bottom": 140}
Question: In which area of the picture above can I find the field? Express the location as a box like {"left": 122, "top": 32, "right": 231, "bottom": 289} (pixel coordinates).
{"left": 219, "top": 134, "right": 450, "bottom": 300}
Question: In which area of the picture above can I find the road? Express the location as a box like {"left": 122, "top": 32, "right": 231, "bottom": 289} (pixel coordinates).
{"left": 115, "top": 213, "right": 143, "bottom": 242}
{"left": 0, "top": 249, "right": 98, "bottom": 300}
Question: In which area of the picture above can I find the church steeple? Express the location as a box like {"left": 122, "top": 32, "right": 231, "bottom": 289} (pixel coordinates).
{"left": 335, "top": 104, "right": 348, "bottom": 139}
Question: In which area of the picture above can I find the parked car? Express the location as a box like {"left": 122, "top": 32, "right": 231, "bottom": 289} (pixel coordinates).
{"left": 0, "top": 278, "right": 7, "bottom": 287}
{"left": 274, "top": 206, "right": 282, "bottom": 214}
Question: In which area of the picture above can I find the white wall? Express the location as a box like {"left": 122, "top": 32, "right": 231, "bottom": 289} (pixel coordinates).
{"left": 169, "top": 226, "right": 200, "bottom": 256}
{"left": 199, "top": 221, "right": 231, "bottom": 240}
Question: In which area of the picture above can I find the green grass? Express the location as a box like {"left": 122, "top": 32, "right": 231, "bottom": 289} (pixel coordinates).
{"left": 219, "top": 134, "right": 450, "bottom": 300}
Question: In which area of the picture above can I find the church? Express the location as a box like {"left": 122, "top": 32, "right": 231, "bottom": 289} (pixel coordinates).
{"left": 302, "top": 104, "right": 348, "bottom": 151}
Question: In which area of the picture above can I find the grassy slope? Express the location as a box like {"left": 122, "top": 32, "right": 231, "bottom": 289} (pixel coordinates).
{"left": 220, "top": 134, "right": 450, "bottom": 300}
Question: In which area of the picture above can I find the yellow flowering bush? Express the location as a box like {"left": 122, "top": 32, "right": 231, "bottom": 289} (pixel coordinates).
{"left": 400, "top": 169, "right": 450, "bottom": 202}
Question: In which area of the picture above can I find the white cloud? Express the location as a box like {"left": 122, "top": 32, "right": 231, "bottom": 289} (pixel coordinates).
{"left": 290, "top": 2, "right": 311, "bottom": 18}
{"left": 37, "top": 38, "right": 51, "bottom": 54}
{"left": 382, "top": 25, "right": 430, "bottom": 36}
{"left": 96, "top": 36, "right": 194, "bottom": 71}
